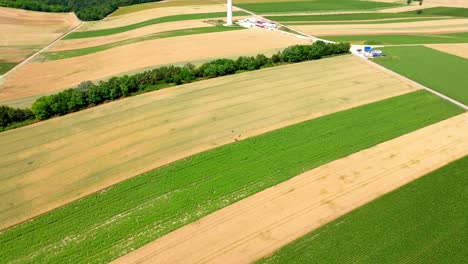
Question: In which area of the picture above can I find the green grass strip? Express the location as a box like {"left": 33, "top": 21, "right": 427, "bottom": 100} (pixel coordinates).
{"left": 322, "top": 32, "right": 468, "bottom": 45}
{"left": 0, "top": 62, "right": 16, "bottom": 75}
{"left": 283, "top": 17, "right": 452, "bottom": 25}
{"left": 41, "top": 26, "right": 244, "bottom": 61}
{"left": 258, "top": 155, "right": 468, "bottom": 264}
{"left": 267, "top": 13, "right": 433, "bottom": 22}
{"left": 374, "top": 46, "right": 468, "bottom": 105}
{"left": 401, "top": 6, "right": 468, "bottom": 17}
{"left": 0, "top": 91, "right": 462, "bottom": 264}
{"left": 237, "top": 0, "right": 400, "bottom": 14}
{"left": 65, "top": 11, "right": 248, "bottom": 39}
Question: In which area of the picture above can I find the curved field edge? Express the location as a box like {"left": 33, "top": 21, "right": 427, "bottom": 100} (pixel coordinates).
{"left": 236, "top": 0, "right": 401, "bottom": 14}
{"left": 65, "top": 11, "right": 248, "bottom": 39}
{"left": 321, "top": 32, "right": 468, "bottom": 45}
{"left": 39, "top": 26, "right": 245, "bottom": 61}
{"left": 374, "top": 46, "right": 468, "bottom": 105}
{"left": 0, "top": 90, "right": 463, "bottom": 263}
{"left": 257, "top": 155, "right": 468, "bottom": 264}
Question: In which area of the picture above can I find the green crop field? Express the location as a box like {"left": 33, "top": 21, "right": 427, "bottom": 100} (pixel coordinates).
{"left": 0, "top": 62, "right": 16, "bottom": 75}
{"left": 40, "top": 26, "right": 244, "bottom": 61}
{"left": 374, "top": 46, "right": 468, "bottom": 104}
{"left": 237, "top": 0, "right": 400, "bottom": 14}
{"left": 267, "top": 12, "right": 437, "bottom": 22}
{"left": 0, "top": 91, "right": 462, "bottom": 264}
{"left": 258, "top": 156, "right": 468, "bottom": 264}
{"left": 402, "top": 7, "right": 468, "bottom": 18}
{"left": 322, "top": 32, "right": 468, "bottom": 45}
{"left": 65, "top": 11, "right": 248, "bottom": 39}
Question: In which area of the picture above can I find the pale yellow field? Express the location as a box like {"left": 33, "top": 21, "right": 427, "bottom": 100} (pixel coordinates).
{"left": 114, "top": 112, "right": 468, "bottom": 264}
{"left": 0, "top": 7, "right": 80, "bottom": 64}
{"left": 0, "top": 29, "right": 307, "bottom": 103}
{"left": 427, "top": 43, "right": 468, "bottom": 59}
{"left": 49, "top": 19, "right": 214, "bottom": 52}
{"left": 82, "top": 4, "right": 230, "bottom": 31}
{"left": 292, "top": 18, "right": 468, "bottom": 36}
{"left": 0, "top": 55, "right": 420, "bottom": 230}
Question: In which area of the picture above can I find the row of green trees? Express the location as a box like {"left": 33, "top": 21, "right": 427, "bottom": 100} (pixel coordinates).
{"left": 0, "top": 0, "right": 162, "bottom": 20}
{"left": 0, "top": 42, "right": 350, "bottom": 131}
{"left": 0, "top": 106, "right": 35, "bottom": 130}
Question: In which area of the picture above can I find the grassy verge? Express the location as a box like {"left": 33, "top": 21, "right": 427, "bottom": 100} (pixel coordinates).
{"left": 40, "top": 26, "right": 245, "bottom": 61}
{"left": 258, "top": 156, "right": 468, "bottom": 264}
{"left": 267, "top": 12, "right": 435, "bottom": 22}
{"left": 374, "top": 46, "right": 468, "bottom": 105}
{"left": 0, "top": 62, "right": 16, "bottom": 75}
{"left": 237, "top": 0, "right": 400, "bottom": 14}
{"left": 65, "top": 11, "right": 248, "bottom": 39}
{"left": 322, "top": 32, "right": 468, "bottom": 45}
{"left": 0, "top": 90, "right": 463, "bottom": 264}
{"left": 401, "top": 6, "right": 468, "bottom": 17}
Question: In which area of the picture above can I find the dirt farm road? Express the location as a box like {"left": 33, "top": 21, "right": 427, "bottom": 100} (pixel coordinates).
{"left": 114, "top": 113, "right": 468, "bottom": 264}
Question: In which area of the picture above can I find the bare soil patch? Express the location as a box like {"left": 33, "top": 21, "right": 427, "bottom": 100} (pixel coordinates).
{"left": 426, "top": 43, "right": 468, "bottom": 58}
{"left": 113, "top": 112, "right": 468, "bottom": 264}
{"left": 0, "top": 29, "right": 307, "bottom": 102}
{"left": 293, "top": 18, "right": 468, "bottom": 36}
{"left": 0, "top": 7, "right": 80, "bottom": 66}
{"left": 0, "top": 55, "right": 419, "bottom": 230}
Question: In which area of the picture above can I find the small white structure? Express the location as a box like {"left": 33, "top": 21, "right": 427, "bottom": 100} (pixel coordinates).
{"left": 238, "top": 17, "right": 278, "bottom": 30}
{"left": 226, "top": 0, "right": 233, "bottom": 26}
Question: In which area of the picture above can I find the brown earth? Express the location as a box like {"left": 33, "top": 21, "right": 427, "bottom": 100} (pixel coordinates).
{"left": 426, "top": 43, "right": 468, "bottom": 59}
{"left": 0, "top": 7, "right": 80, "bottom": 65}
{"left": 0, "top": 29, "right": 307, "bottom": 102}
{"left": 292, "top": 18, "right": 468, "bottom": 36}
{"left": 49, "top": 20, "right": 213, "bottom": 52}
{"left": 0, "top": 55, "right": 419, "bottom": 230}
{"left": 113, "top": 112, "right": 468, "bottom": 264}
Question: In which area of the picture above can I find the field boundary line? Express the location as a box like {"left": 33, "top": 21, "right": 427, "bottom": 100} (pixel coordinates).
{"left": 0, "top": 20, "right": 83, "bottom": 82}
{"left": 362, "top": 57, "right": 468, "bottom": 110}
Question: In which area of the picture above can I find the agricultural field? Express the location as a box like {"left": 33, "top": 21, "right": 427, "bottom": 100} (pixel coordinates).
{"left": 323, "top": 32, "right": 468, "bottom": 45}
{"left": 427, "top": 43, "right": 468, "bottom": 58}
{"left": 0, "top": 29, "right": 306, "bottom": 105}
{"left": 258, "top": 155, "right": 468, "bottom": 264}
{"left": 0, "top": 54, "right": 420, "bottom": 230}
{"left": 0, "top": 90, "right": 463, "bottom": 263}
{"left": 0, "top": 7, "right": 80, "bottom": 75}
{"left": 116, "top": 112, "right": 468, "bottom": 264}
{"left": 374, "top": 46, "right": 468, "bottom": 104}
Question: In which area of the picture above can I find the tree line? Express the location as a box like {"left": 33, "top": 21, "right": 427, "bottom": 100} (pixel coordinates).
{"left": 0, "top": 41, "right": 350, "bottom": 131}
{"left": 0, "top": 0, "right": 162, "bottom": 20}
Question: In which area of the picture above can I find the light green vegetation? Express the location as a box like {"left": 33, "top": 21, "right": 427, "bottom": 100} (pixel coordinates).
{"left": 0, "top": 90, "right": 463, "bottom": 264}
{"left": 237, "top": 0, "right": 400, "bottom": 14}
{"left": 0, "top": 62, "right": 16, "bottom": 75}
{"left": 405, "top": 7, "right": 468, "bottom": 18}
{"left": 283, "top": 17, "right": 451, "bottom": 25}
{"left": 65, "top": 11, "right": 248, "bottom": 39}
{"left": 374, "top": 46, "right": 468, "bottom": 104}
{"left": 40, "top": 26, "right": 244, "bottom": 61}
{"left": 267, "top": 12, "right": 437, "bottom": 22}
{"left": 322, "top": 32, "right": 468, "bottom": 45}
{"left": 258, "top": 156, "right": 468, "bottom": 264}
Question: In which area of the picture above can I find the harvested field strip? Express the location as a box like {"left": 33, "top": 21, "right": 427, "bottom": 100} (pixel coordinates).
{"left": 237, "top": 0, "right": 400, "bottom": 14}
{"left": 0, "top": 55, "right": 418, "bottom": 229}
{"left": 115, "top": 113, "right": 468, "bottom": 264}
{"left": 259, "top": 155, "right": 468, "bottom": 264}
{"left": 427, "top": 43, "right": 468, "bottom": 59}
{"left": 267, "top": 13, "right": 440, "bottom": 22}
{"left": 66, "top": 11, "right": 248, "bottom": 39}
{"left": 0, "top": 62, "right": 15, "bottom": 75}
{"left": 0, "top": 91, "right": 462, "bottom": 263}
{"left": 375, "top": 46, "right": 468, "bottom": 104}
{"left": 110, "top": 0, "right": 226, "bottom": 16}
{"left": 322, "top": 32, "right": 468, "bottom": 44}
{"left": 40, "top": 26, "right": 244, "bottom": 61}
{"left": 283, "top": 17, "right": 452, "bottom": 25}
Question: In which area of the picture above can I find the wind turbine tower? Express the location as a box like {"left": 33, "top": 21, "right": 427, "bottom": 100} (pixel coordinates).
{"left": 226, "top": 0, "right": 233, "bottom": 26}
